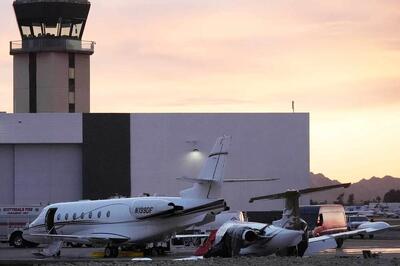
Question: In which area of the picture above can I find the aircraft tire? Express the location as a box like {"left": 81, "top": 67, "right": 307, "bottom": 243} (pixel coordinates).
{"left": 104, "top": 247, "right": 113, "bottom": 258}
{"left": 111, "top": 247, "right": 119, "bottom": 258}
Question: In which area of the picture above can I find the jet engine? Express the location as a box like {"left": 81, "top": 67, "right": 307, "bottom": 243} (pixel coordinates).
{"left": 204, "top": 226, "right": 261, "bottom": 258}
{"left": 242, "top": 229, "right": 258, "bottom": 242}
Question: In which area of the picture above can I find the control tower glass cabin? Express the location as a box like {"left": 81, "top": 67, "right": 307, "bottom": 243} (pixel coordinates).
{"left": 10, "top": 0, "right": 94, "bottom": 113}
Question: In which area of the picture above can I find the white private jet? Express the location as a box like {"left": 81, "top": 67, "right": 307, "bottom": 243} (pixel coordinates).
{"left": 24, "top": 136, "right": 237, "bottom": 257}
{"left": 199, "top": 183, "right": 394, "bottom": 258}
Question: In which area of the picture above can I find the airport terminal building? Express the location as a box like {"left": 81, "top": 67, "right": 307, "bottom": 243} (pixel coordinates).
{"left": 0, "top": 0, "right": 310, "bottom": 212}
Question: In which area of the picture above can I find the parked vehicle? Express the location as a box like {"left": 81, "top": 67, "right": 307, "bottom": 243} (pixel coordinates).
{"left": 346, "top": 215, "right": 374, "bottom": 239}
{"left": 347, "top": 215, "right": 369, "bottom": 230}
{"left": 300, "top": 205, "right": 347, "bottom": 248}
{"left": 385, "top": 212, "right": 400, "bottom": 218}
{"left": 0, "top": 206, "right": 42, "bottom": 247}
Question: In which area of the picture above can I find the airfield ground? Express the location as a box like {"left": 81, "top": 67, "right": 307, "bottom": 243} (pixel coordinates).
{"left": 0, "top": 238, "right": 399, "bottom": 266}
{"left": 0, "top": 219, "right": 399, "bottom": 265}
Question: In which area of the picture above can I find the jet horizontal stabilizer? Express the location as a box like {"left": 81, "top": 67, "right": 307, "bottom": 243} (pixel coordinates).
{"left": 249, "top": 183, "right": 351, "bottom": 203}
{"left": 224, "top": 178, "right": 279, "bottom": 183}
{"left": 178, "top": 177, "right": 279, "bottom": 183}
{"left": 177, "top": 176, "right": 216, "bottom": 184}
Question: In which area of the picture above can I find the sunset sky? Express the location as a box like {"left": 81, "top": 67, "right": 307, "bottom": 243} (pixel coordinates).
{"left": 0, "top": 0, "right": 399, "bottom": 183}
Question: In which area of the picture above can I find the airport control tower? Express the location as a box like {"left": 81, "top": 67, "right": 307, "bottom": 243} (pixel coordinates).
{"left": 10, "top": 0, "right": 94, "bottom": 113}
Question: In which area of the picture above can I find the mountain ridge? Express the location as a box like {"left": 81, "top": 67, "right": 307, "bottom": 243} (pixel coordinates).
{"left": 310, "top": 173, "right": 400, "bottom": 203}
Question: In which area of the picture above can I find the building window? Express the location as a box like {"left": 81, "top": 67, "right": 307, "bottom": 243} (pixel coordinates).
{"left": 69, "top": 79, "right": 75, "bottom": 92}
{"left": 106, "top": 211, "right": 110, "bottom": 218}
{"left": 69, "top": 104, "right": 75, "bottom": 113}
{"left": 68, "top": 68, "right": 75, "bottom": 79}
{"left": 21, "top": 26, "right": 32, "bottom": 37}
{"left": 69, "top": 92, "right": 75, "bottom": 104}
{"left": 29, "top": 53, "right": 37, "bottom": 113}
{"left": 68, "top": 53, "right": 76, "bottom": 113}
{"left": 69, "top": 53, "right": 75, "bottom": 68}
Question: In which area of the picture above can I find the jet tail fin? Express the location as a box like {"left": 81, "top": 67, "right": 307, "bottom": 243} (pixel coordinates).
{"left": 180, "top": 136, "right": 231, "bottom": 199}
{"left": 249, "top": 183, "right": 351, "bottom": 230}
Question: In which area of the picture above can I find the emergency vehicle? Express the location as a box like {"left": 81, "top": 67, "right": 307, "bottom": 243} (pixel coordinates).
{"left": 0, "top": 206, "right": 42, "bottom": 247}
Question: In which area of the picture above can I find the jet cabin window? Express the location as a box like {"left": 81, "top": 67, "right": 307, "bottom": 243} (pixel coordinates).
{"left": 57, "top": 213, "right": 61, "bottom": 221}
{"left": 73, "top": 213, "right": 77, "bottom": 220}
{"left": 89, "top": 212, "right": 92, "bottom": 219}
{"left": 106, "top": 211, "right": 110, "bottom": 218}
{"left": 97, "top": 211, "right": 101, "bottom": 218}
{"left": 80, "top": 212, "right": 84, "bottom": 219}
{"left": 65, "top": 213, "right": 69, "bottom": 220}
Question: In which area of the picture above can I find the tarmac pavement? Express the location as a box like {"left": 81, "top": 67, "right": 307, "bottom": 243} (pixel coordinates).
{"left": 0, "top": 238, "right": 399, "bottom": 265}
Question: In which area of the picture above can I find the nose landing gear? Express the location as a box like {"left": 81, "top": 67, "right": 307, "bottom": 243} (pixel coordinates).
{"left": 104, "top": 246, "right": 119, "bottom": 258}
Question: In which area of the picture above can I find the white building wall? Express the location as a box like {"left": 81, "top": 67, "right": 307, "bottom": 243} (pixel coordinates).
{"left": 0, "top": 113, "right": 83, "bottom": 205}
{"left": 0, "top": 145, "right": 14, "bottom": 204}
{"left": 0, "top": 113, "right": 82, "bottom": 144}
{"left": 14, "top": 145, "right": 82, "bottom": 205}
{"left": 131, "top": 113, "right": 309, "bottom": 211}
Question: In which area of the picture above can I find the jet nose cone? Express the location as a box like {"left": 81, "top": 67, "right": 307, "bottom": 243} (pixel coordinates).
{"left": 22, "top": 224, "right": 36, "bottom": 243}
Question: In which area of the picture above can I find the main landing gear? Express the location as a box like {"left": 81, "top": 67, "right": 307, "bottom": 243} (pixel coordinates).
{"left": 104, "top": 246, "right": 119, "bottom": 258}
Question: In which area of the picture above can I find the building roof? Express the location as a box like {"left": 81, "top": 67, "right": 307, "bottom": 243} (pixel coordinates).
{"left": 14, "top": 0, "right": 89, "bottom": 4}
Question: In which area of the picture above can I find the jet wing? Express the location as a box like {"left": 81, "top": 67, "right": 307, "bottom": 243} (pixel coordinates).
{"left": 28, "top": 233, "right": 129, "bottom": 245}
{"left": 304, "top": 222, "right": 397, "bottom": 256}
{"left": 329, "top": 221, "right": 396, "bottom": 238}
{"left": 304, "top": 229, "right": 367, "bottom": 256}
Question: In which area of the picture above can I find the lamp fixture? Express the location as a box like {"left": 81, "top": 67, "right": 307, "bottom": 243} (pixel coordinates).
{"left": 185, "top": 140, "right": 199, "bottom": 152}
